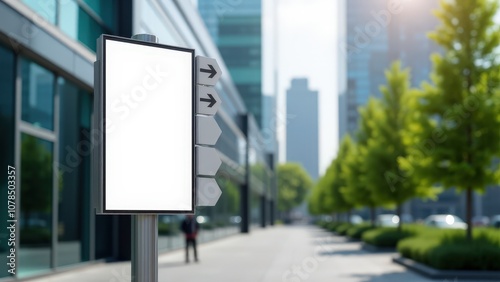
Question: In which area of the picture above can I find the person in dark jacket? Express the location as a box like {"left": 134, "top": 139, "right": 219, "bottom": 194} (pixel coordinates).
{"left": 180, "top": 215, "right": 199, "bottom": 263}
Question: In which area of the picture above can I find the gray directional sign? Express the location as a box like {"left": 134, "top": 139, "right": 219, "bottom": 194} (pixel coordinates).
{"left": 196, "top": 146, "right": 222, "bottom": 176}
{"left": 196, "top": 85, "right": 221, "bottom": 115}
{"left": 196, "top": 56, "right": 221, "bottom": 86}
{"left": 195, "top": 56, "right": 222, "bottom": 207}
{"left": 196, "top": 116, "right": 221, "bottom": 146}
{"left": 196, "top": 178, "right": 222, "bottom": 206}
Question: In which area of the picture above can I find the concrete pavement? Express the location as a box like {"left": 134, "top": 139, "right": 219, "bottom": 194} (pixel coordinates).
{"left": 23, "top": 224, "right": 480, "bottom": 282}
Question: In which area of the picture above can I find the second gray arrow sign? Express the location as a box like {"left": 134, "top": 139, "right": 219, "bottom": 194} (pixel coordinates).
{"left": 196, "top": 85, "right": 221, "bottom": 116}
{"left": 196, "top": 116, "right": 222, "bottom": 146}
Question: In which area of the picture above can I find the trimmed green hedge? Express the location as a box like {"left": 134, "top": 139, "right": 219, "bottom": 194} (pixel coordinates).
{"left": 336, "top": 223, "right": 353, "bottom": 235}
{"left": 347, "top": 224, "right": 375, "bottom": 239}
{"left": 362, "top": 227, "right": 415, "bottom": 247}
{"left": 317, "top": 221, "right": 330, "bottom": 229}
{"left": 320, "top": 221, "right": 344, "bottom": 233}
{"left": 158, "top": 223, "right": 180, "bottom": 235}
{"left": 398, "top": 229, "right": 500, "bottom": 270}
{"left": 326, "top": 222, "right": 341, "bottom": 232}
{"left": 21, "top": 227, "right": 51, "bottom": 245}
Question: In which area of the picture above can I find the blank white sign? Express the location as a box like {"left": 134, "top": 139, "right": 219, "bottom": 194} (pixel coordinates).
{"left": 102, "top": 36, "right": 194, "bottom": 213}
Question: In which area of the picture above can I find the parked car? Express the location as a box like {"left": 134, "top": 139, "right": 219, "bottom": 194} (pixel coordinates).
{"left": 376, "top": 214, "right": 400, "bottom": 227}
{"left": 350, "top": 215, "right": 363, "bottom": 225}
{"left": 424, "top": 214, "right": 467, "bottom": 229}
{"left": 472, "top": 216, "right": 490, "bottom": 227}
{"left": 491, "top": 215, "right": 500, "bottom": 228}
{"left": 401, "top": 214, "right": 414, "bottom": 223}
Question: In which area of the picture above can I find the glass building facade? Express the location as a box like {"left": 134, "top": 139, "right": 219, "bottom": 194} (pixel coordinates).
{"left": 0, "top": 0, "right": 129, "bottom": 276}
{"left": 0, "top": 0, "right": 275, "bottom": 280}
{"left": 339, "top": 0, "right": 440, "bottom": 139}
{"left": 198, "top": 0, "right": 264, "bottom": 129}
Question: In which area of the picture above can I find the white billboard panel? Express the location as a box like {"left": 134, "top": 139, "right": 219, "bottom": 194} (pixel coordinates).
{"left": 99, "top": 35, "right": 194, "bottom": 213}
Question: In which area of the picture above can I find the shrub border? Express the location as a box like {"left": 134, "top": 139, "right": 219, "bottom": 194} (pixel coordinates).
{"left": 361, "top": 242, "right": 396, "bottom": 253}
{"left": 393, "top": 256, "right": 500, "bottom": 281}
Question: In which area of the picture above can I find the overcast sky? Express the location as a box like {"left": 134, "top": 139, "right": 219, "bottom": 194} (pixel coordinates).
{"left": 267, "top": 0, "right": 338, "bottom": 176}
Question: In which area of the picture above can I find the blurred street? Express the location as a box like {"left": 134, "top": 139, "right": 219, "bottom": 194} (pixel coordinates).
{"left": 23, "top": 224, "right": 478, "bottom": 282}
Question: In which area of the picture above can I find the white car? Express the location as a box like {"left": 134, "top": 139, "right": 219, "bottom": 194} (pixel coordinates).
{"left": 424, "top": 214, "right": 467, "bottom": 229}
{"left": 376, "top": 214, "right": 400, "bottom": 227}
{"left": 350, "top": 215, "right": 363, "bottom": 225}
{"left": 491, "top": 215, "right": 500, "bottom": 228}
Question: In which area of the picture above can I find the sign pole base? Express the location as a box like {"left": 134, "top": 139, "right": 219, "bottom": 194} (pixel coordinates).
{"left": 132, "top": 215, "right": 158, "bottom": 282}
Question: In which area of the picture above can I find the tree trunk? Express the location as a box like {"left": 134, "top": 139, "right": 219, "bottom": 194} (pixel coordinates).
{"left": 396, "top": 203, "right": 402, "bottom": 233}
{"left": 347, "top": 209, "right": 352, "bottom": 224}
{"left": 466, "top": 187, "right": 473, "bottom": 241}
{"left": 370, "top": 206, "right": 376, "bottom": 227}
{"left": 465, "top": 121, "right": 473, "bottom": 241}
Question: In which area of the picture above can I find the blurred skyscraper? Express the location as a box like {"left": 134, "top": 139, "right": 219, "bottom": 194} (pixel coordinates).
{"left": 198, "top": 0, "right": 264, "bottom": 128}
{"left": 338, "top": 0, "right": 440, "bottom": 140}
{"left": 286, "top": 78, "right": 319, "bottom": 180}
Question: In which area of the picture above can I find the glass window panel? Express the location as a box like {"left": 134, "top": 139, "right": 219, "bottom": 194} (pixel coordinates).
{"left": 58, "top": 3, "right": 105, "bottom": 52}
{"left": 58, "top": 0, "right": 79, "bottom": 41}
{"left": 22, "top": 0, "right": 57, "bottom": 24}
{"left": 94, "top": 216, "right": 113, "bottom": 259}
{"left": 158, "top": 215, "right": 183, "bottom": 251}
{"left": 19, "top": 134, "right": 53, "bottom": 277}
{"left": 0, "top": 44, "right": 16, "bottom": 279}
{"left": 81, "top": 0, "right": 117, "bottom": 31}
{"left": 21, "top": 59, "right": 55, "bottom": 131}
{"left": 213, "top": 176, "right": 240, "bottom": 227}
{"left": 76, "top": 8, "right": 105, "bottom": 52}
{"left": 57, "top": 78, "right": 92, "bottom": 266}
{"left": 250, "top": 191, "right": 261, "bottom": 227}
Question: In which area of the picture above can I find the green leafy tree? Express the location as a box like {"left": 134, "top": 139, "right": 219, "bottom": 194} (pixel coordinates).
{"left": 401, "top": 0, "right": 500, "bottom": 239}
{"left": 342, "top": 107, "right": 382, "bottom": 227}
{"left": 323, "top": 136, "right": 355, "bottom": 220}
{"left": 308, "top": 174, "right": 334, "bottom": 215}
{"left": 277, "top": 163, "right": 313, "bottom": 216}
{"left": 21, "top": 135, "right": 52, "bottom": 223}
{"left": 365, "top": 62, "right": 437, "bottom": 231}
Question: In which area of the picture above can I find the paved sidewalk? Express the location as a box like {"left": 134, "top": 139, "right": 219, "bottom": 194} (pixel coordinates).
{"left": 23, "top": 225, "right": 477, "bottom": 282}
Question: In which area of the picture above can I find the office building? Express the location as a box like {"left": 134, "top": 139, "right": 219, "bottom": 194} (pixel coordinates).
{"left": 198, "top": 0, "right": 264, "bottom": 128}
{"left": 338, "top": 0, "right": 440, "bottom": 139}
{"left": 286, "top": 78, "right": 319, "bottom": 180}
{"left": 0, "top": 0, "right": 275, "bottom": 280}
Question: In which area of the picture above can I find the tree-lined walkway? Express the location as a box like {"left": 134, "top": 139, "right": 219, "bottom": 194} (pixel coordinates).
{"left": 25, "top": 224, "right": 477, "bottom": 282}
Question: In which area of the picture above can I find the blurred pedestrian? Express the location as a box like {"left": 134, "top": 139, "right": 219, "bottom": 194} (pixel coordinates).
{"left": 180, "top": 214, "right": 199, "bottom": 263}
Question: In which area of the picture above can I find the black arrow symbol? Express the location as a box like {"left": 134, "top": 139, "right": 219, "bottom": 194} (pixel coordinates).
{"left": 200, "top": 64, "right": 217, "bottom": 78}
{"left": 200, "top": 94, "right": 217, "bottom": 108}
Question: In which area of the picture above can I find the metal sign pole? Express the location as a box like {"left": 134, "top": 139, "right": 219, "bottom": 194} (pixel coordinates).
{"left": 130, "top": 33, "right": 159, "bottom": 282}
